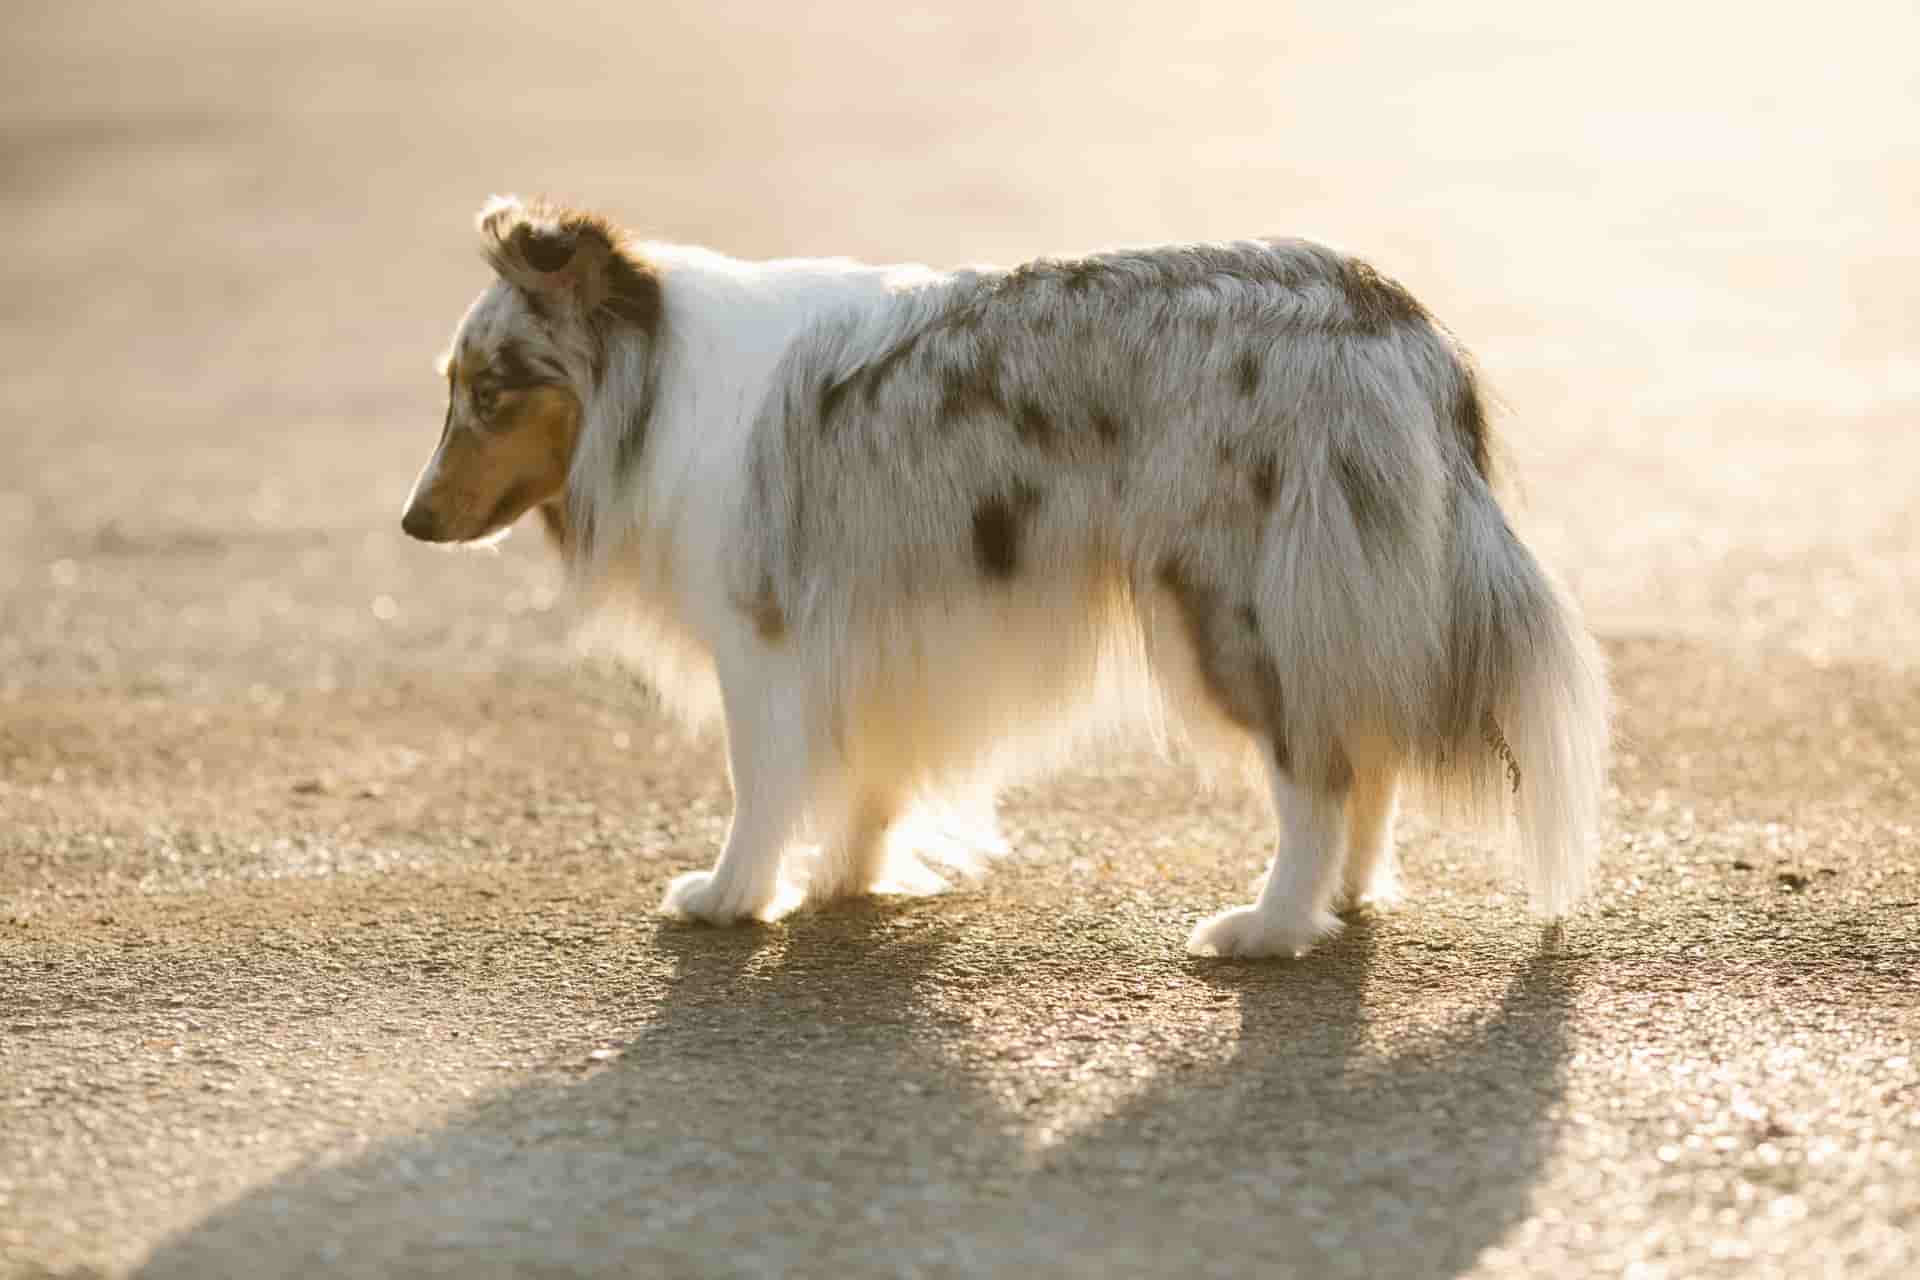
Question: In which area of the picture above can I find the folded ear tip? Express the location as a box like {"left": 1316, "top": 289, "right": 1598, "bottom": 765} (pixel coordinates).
{"left": 476, "top": 193, "right": 526, "bottom": 235}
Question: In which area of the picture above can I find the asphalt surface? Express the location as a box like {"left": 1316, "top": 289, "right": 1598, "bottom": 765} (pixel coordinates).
{"left": 3, "top": 2, "right": 1916, "bottom": 1277}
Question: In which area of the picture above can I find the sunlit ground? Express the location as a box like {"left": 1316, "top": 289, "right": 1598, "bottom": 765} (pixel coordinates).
{"left": 2, "top": 2, "right": 1916, "bottom": 1277}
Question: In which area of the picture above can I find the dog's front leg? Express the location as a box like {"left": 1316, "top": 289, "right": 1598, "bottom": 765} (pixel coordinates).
{"left": 803, "top": 787, "right": 898, "bottom": 904}
{"left": 661, "top": 663, "right": 811, "bottom": 924}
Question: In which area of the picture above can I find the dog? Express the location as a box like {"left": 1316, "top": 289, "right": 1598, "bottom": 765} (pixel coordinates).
{"left": 401, "top": 196, "right": 1609, "bottom": 958}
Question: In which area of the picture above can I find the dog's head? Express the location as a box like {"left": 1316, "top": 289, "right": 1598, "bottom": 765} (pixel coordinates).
{"left": 401, "top": 196, "right": 660, "bottom": 548}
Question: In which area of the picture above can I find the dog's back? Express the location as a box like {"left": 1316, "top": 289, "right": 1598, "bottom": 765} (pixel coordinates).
{"left": 412, "top": 199, "right": 1606, "bottom": 956}
{"left": 728, "top": 236, "right": 1606, "bottom": 929}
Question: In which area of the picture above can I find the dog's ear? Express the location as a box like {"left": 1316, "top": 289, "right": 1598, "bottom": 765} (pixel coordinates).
{"left": 476, "top": 195, "right": 659, "bottom": 329}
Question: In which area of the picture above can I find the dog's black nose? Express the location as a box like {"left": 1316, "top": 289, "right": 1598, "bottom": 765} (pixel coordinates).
{"left": 401, "top": 505, "right": 443, "bottom": 542}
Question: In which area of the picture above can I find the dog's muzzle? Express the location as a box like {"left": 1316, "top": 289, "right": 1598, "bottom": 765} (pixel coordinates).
{"left": 400, "top": 503, "right": 449, "bottom": 542}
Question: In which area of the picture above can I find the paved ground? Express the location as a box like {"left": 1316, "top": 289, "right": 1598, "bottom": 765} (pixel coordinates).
{"left": 3, "top": 1, "right": 1916, "bottom": 1276}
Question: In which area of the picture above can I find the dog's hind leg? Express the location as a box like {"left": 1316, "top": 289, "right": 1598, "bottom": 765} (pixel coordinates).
{"left": 661, "top": 664, "right": 813, "bottom": 924}
{"left": 1151, "top": 560, "right": 1352, "bottom": 957}
{"left": 1340, "top": 763, "right": 1400, "bottom": 911}
{"left": 1187, "top": 742, "right": 1352, "bottom": 958}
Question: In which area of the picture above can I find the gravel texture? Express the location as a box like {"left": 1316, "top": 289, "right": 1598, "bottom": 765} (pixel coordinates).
{"left": 2, "top": 2, "right": 1915, "bottom": 1277}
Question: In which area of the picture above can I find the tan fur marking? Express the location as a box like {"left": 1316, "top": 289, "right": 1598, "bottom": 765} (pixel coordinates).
{"left": 1482, "top": 712, "right": 1522, "bottom": 794}
{"left": 735, "top": 574, "right": 787, "bottom": 643}
{"left": 409, "top": 385, "right": 581, "bottom": 541}
{"left": 536, "top": 500, "right": 570, "bottom": 550}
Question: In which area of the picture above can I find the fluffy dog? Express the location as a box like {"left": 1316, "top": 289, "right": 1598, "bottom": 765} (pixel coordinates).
{"left": 402, "top": 196, "right": 1608, "bottom": 958}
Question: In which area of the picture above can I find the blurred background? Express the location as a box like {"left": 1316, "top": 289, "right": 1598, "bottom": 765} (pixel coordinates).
{"left": 4, "top": 3, "right": 1918, "bottom": 1276}
{"left": 5, "top": 0, "right": 1917, "bottom": 699}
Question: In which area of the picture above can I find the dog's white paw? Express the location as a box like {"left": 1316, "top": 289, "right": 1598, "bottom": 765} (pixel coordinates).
{"left": 869, "top": 851, "right": 949, "bottom": 898}
{"left": 1340, "top": 870, "right": 1402, "bottom": 913}
{"left": 660, "top": 871, "right": 799, "bottom": 924}
{"left": 801, "top": 850, "right": 948, "bottom": 906}
{"left": 660, "top": 871, "right": 749, "bottom": 923}
{"left": 1186, "top": 905, "right": 1341, "bottom": 959}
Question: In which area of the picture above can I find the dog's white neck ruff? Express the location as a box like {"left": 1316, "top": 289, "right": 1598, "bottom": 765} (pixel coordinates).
{"left": 562, "top": 244, "right": 952, "bottom": 729}
{"left": 520, "top": 224, "right": 1606, "bottom": 945}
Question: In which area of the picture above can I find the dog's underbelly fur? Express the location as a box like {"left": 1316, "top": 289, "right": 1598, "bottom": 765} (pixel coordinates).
{"left": 735, "top": 245, "right": 1465, "bottom": 803}
{"left": 434, "top": 202, "right": 1607, "bottom": 959}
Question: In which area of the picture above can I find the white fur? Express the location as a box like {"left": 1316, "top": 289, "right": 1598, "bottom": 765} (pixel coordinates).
{"left": 444, "top": 204, "right": 1610, "bottom": 958}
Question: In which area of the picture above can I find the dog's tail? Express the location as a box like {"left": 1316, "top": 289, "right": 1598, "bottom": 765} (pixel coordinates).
{"left": 1428, "top": 448, "right": 1610, "bottom": 916}
{"left": 1261, "top": 338, "right": 1607, "bottom": 917}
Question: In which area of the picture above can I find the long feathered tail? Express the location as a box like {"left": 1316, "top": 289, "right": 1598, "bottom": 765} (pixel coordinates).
{"left": 1260, "top": 336, "right": 1609, "bottom": 917}
{"left": 1435, "top": 466, "right": 1610, "bottom": 915}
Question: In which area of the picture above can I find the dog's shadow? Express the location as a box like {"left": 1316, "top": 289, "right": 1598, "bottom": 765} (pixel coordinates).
{"left": 134, "top": 907, "right": 1575, "bottom": 1279}
{"left": 1027, "top": 920, "right": 1578, "bottom": 1274}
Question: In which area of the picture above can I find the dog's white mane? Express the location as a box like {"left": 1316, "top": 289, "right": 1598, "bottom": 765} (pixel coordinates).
{"left": 561, "top": 245, "right": 959, "bottom": 730}
{"left": 467, "top": 218, "right": 1606, "bottom": 954}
